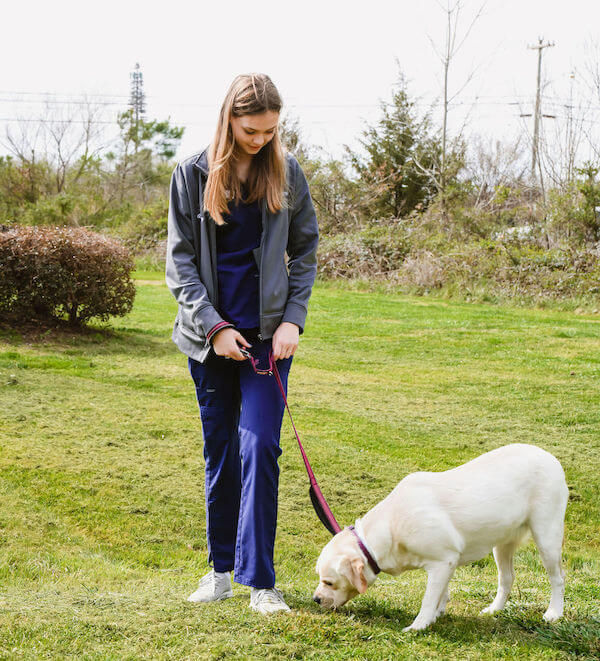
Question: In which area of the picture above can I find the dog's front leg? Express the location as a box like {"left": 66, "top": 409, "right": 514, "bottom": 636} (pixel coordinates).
{"left": 435, "top": 586, "right": 449, "bottom": 618}
{"left": 403, "top": 559, "right": 457, "bottom": 632}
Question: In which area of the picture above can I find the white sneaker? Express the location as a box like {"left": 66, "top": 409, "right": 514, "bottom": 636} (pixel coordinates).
{"left": 249, "top": 587, "right": 291, "bottom": 614}
{"left": 187, "top": 570, "right": 233, "bottom": 603}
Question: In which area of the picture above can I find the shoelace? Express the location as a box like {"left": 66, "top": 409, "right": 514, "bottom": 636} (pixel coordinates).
{"left": 198, "top": 571, "right": 229, "bottom": 591}
{"left": 197, "top": 572, "right": 215, "bottom": 589}
{"left": 253, "top": 587, "right": 285, "bottom": 605}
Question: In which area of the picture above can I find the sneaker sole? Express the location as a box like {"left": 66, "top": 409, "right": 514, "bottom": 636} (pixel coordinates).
{"left": 187, "top": 589, "right": 234, "bottom": 604}
{"left": 249, "top": 604, "right": 291, "bottom": 615}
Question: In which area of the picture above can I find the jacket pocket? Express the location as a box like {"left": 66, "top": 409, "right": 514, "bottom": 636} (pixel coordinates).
{"left": 262, "top": 261, "right": 289, "bottom": 316}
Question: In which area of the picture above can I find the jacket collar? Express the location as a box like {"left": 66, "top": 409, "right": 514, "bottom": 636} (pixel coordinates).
{"left": 192, "top": 148, "right": 209, "bottom": 175}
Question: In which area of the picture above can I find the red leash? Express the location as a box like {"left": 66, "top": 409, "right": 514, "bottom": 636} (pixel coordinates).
{"left": 240, "top": 346, "right": 382, "bottom": 572}
{"left": 240, "top": 347, "right": 342, "bottom": 535}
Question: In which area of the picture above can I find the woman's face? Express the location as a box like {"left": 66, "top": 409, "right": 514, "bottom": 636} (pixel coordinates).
{"left": 230, "top": 110, "right": 279, "bottom": 157}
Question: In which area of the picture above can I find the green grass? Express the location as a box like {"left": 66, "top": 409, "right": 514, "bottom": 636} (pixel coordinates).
{"left": 1, "top": 276, "right": 599, "bottom": 659}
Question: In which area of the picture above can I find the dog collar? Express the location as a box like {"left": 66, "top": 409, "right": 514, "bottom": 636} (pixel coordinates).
{"left": 347, "top": 524, "right": 381, "bottom": 575}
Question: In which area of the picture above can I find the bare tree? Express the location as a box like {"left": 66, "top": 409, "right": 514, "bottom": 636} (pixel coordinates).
{"left": 3, "top": 113, "right": 47, "bottom": 203}
{"left": 468, "top": 134, "right": 528, "bottom": 207}
{"left": 2, "top": 95, "right": 107, "bottom": 195}
{"left": 46, "top": 98, "right": 107, "bottom": 192}
{"left": 540, "top": 73, "right": 589, "bottom": 188}
{"left": 577, "top": 38, "right": 600, "bottom": 168}
{"left": 418, "top": 0, "right": 487, "bottom": 218}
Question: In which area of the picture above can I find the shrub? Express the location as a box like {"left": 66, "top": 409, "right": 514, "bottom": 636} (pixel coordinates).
{"left": 133, "top": 240, "right": 167, "bottom": 272}
{"left": 318, "top": 220, "right": 411, "bottom": 278}
{"left": 115, "top": 198, "right": 169, "bottom": 251}
{"left": 395, "top": 240, "right": 600, "bottom": 303}
{"left": 400, "top": 251, "right": 445, "bottom": 288}
{"left": 546, "top": 178, "right": 600, "bottom": 248}
{"left": 0, "top": 226, "right": 136, "bottom": 325}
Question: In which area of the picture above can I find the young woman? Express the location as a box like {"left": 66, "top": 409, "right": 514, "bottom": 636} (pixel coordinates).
{"left": 165, "top": 73, "right": 319, "bottom": 614}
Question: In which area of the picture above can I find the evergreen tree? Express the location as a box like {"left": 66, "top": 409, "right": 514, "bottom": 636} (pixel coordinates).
{"left": 347, "top": 73, "right": 440, "bottom": 219}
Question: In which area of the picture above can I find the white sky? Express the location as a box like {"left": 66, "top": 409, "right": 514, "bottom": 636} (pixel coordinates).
{"left": 1, "top": 0, "right": 599, "bottom": 164}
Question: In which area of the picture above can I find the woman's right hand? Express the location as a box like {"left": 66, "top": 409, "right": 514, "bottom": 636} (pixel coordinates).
{"left": 211, "top": 327, "right": 251, "bottom": 361}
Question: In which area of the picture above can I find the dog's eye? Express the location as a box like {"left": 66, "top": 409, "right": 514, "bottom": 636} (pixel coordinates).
{"left": 323, "top": 580, "right": 333, "bottom": 586}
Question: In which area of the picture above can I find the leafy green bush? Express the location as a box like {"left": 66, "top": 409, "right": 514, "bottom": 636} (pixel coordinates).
{"left": 17, "top": 193, "right": 76, "bottom": 227}
{"left": 115, "top": 198, "right": 169, "bottom": 251}
{"left": 546, "top": 168, "right": 600, "bottom": 247}
{"left": 0, "top": 226, "right": 136, "bottom": 325}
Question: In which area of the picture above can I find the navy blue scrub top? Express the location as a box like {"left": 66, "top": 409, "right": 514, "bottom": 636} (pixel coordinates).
{"left": 215, "top": 188, "right": 262, "bottom": 330}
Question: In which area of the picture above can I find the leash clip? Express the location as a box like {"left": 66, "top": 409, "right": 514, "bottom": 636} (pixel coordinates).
{"left": 239, "top": 347, "right": 273, "bottom": 375}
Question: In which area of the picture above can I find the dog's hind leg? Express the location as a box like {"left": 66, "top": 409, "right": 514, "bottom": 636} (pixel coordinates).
{"left": 480, "top": 541, "right": 518, "bottom": 615}
{"left": 403, "top": 558, "right": 458, "bottom": 632}
{"left": 529, "top": 474, "right": 568, "bottom": 623}
{"left": 530, "top": 516, "right": 566, "bottom": 622}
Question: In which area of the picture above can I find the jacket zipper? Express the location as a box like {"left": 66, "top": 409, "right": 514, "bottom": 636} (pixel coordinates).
{"left": 205, "top": 209, "right": 219, "bottom": 309}
{"left": 258, "top": 198, "right": 267, "bottom": 341}
{"left": 198, "top": 171, "right": 219, "bottom": 310}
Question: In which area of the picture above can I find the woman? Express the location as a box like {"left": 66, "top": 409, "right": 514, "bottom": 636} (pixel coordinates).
{"left": 165, "top": 73, "right": 319, "bottom": 614}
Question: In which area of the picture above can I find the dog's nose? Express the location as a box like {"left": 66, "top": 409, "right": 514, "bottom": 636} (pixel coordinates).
{"left": 313, "top": 595, "right": 322, "bottom": 604}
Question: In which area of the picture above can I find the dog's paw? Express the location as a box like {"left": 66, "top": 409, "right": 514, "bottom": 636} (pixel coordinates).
{"left": 402, "top": 619, "right": 432, "bottom": 633}
{"left": 480, "top": 605, "right": 500, "bottom": 615}
{"left": 543, "top": 608, "right": 563, "bottom": 623}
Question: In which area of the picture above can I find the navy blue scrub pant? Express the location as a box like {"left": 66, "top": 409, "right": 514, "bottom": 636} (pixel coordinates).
{"left": 188, "top": 336, "right": 292, "bottom": 589}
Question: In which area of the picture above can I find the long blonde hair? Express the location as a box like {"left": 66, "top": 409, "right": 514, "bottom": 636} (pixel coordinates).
{"left": 204, "top": 73, "right": 287, "bottom": 225}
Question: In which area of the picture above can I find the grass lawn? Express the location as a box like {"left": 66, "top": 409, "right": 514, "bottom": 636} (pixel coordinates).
{"left": 1, "top": 276, "right": 599, "bottom": 659}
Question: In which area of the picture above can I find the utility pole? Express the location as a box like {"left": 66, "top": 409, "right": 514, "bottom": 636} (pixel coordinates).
{"left": 129, "top": 62, "right": 146, "bottom": 153}
{"left": 565, "top": 71, "right": 575, "bottom": 185}
{"left": 528, "top": 38, "right": 554, "bottom": 181}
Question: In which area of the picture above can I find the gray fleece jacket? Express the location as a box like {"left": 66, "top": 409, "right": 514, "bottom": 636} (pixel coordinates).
{"left": 165, "top": 147, "right": 319, "bottom": 363}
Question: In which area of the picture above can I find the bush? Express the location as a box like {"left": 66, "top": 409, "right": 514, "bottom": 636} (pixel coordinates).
{"left": 133, "top": 240, "right": 167, "bottom": 272}
{"left": 318, "top": 220, "right": 411, "bottom": 278}
{"left": 115, "top": 198, "right": 169, "bottom": 251}
{"left": 395, "top": 240, "right": 600, "bottom": 304}
{"left": 0, "top": 226, "right": 136, "bottom": 325}
{"left": 546, "top": 176, "right": 600, "bottom": 247}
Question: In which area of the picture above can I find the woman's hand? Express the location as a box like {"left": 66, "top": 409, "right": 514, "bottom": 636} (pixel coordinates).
{"left": 212, "top": 328, "right": 251, "bottom": 361}
{"left": 272, "top": 322, "right": 299, "bottom": 360}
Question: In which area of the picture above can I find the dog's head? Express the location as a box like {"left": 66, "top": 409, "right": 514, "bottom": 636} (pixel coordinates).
{"left": 313, "top": 528, "right": 369, "bottom": 609}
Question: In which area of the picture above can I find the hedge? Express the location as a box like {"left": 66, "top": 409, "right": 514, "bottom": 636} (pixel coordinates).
{"left": 0, "top": 226, "right": 136, "bottom": 325}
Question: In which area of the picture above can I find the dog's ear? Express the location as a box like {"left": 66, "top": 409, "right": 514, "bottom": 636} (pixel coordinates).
{"left": 340, "top": 556, "right": 368, "bottom": 594}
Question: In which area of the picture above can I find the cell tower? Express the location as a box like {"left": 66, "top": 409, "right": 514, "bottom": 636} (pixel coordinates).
{"left": 129, "top": 62, "right": 146, "bottom": 151}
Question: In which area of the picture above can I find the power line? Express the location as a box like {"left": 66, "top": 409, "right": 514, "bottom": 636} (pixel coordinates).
{"left": 3, "top": 97, "right": 595, "bottom": 112}
{"left": 0, "top": 117, "right": 118, "bottom": 124}
{"left": 0, "top": 90, "right": 589, "bottom": 110}
{"left": 0, "top": 90, "right": 131, "bottom": 99}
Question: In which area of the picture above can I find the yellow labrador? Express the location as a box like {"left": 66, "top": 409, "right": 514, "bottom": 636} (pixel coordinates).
{"left": 313, "top": 444, "right": 568, "bottom": 631}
